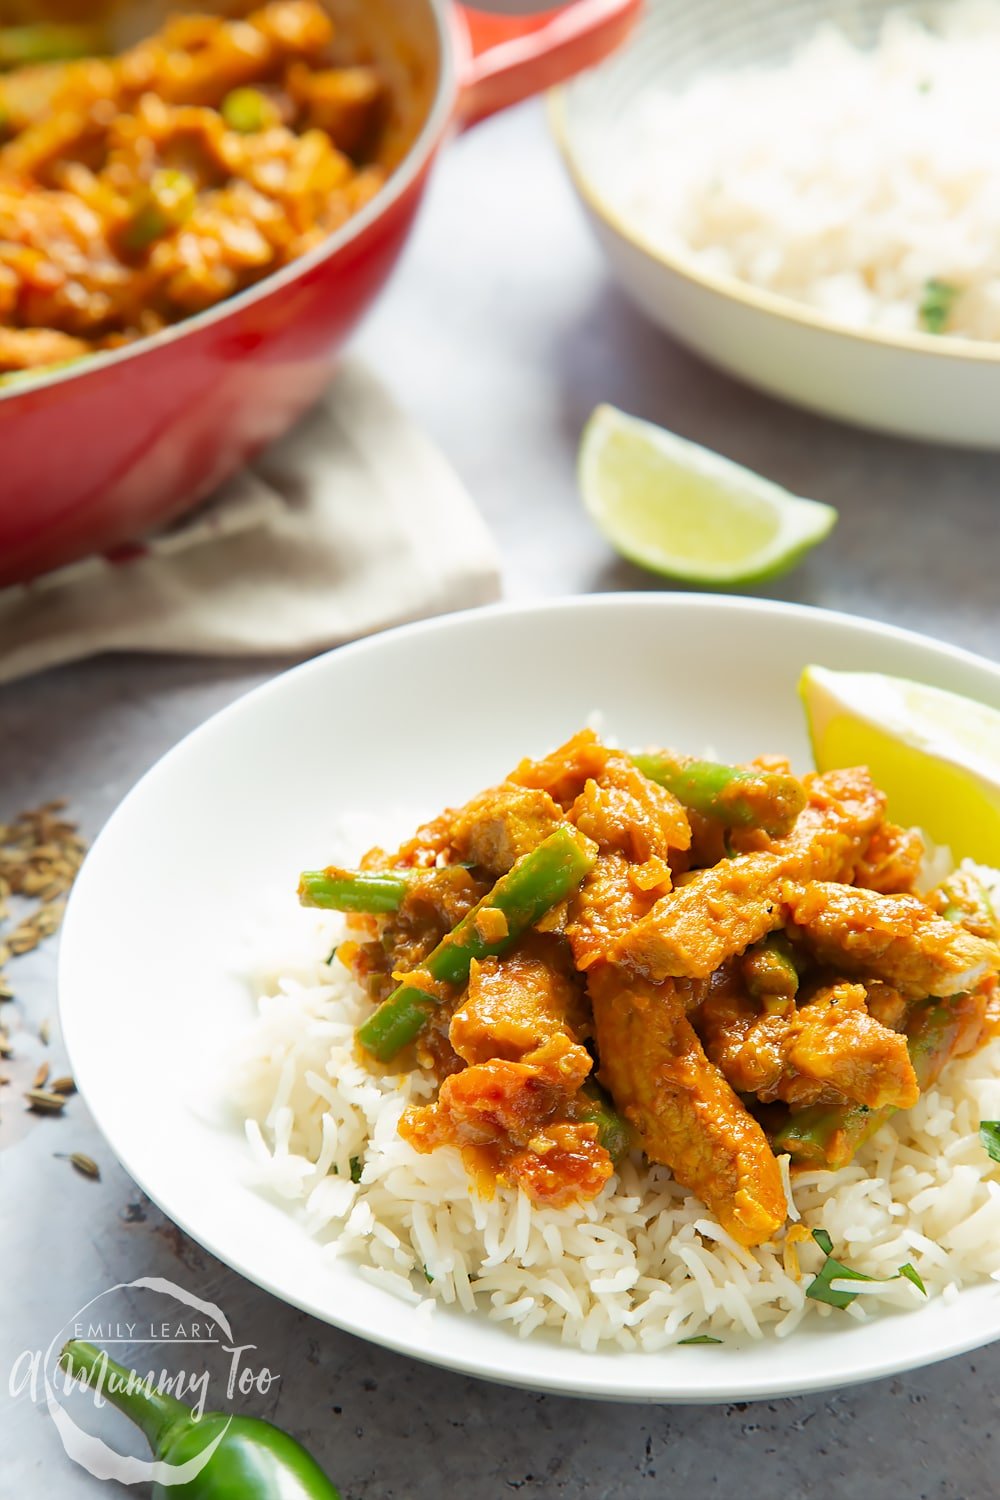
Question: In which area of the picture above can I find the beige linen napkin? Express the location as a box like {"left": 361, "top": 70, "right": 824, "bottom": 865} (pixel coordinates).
{"left": 0, "top": 360, "right": 501, "bottom": 685}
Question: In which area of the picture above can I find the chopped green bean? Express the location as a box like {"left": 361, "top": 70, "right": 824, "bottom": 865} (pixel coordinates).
{"left": 299, "top": 863, "right": 476, "bottom": 915}
{"left": 356, "top": 827, "right": 596, "bottom": 1061}
{"left": 0, "top": 23, "right": 105, "bottom": 69}
{"left": 121, "top": 169, "right": 196, "bottom": 252}
{"left": 632, "top": 751, "right": 805, "bottom": 837}
{"left": 775, "top": 995, "right": 968, "bottom": 1168}
{"left": 299, "top": 868, "right": 413, "bottom": 914}
{"left": 743, "top": 932, "right": 801, "bottom": 1006}
{"left": 221, "top": 86, "right": 278, "bottom": 133}
{"left": 578, "top": 1081, "right": 631, "bottom": 1161}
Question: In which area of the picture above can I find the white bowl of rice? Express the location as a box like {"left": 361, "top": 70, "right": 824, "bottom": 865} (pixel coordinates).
{"left": 551, "top": 0, "right": 1000, "bottom": 446}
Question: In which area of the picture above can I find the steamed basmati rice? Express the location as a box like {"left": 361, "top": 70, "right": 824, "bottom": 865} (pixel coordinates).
{"left": 231, "top": 832, "right": 1000, "bottom": 1349}
{"left": 602, "top": 4, "right": 1000, "bottom": 341}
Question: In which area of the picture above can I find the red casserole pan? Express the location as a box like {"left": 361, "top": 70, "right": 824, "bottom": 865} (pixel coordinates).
{"left": 0, "top": 0, "right": 640, "bottom": 586}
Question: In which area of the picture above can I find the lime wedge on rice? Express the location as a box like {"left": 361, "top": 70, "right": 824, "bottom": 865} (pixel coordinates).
{"left": 579, "top": 405, "right": 837, "bottom": 585}
{"left": 801, "top": 665, "right": 1000, "bottom": 865}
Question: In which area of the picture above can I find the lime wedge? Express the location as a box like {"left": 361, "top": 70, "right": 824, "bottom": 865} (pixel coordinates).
{"left": 801, "top": 665, "right": 1000, "bottom": 865}
{"left": 579, "top": 405, "right": 837, "bottom": 585}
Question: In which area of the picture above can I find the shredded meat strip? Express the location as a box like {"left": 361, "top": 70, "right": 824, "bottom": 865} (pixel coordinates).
{"left": 616, "top": 767, "right": 886, "bottom": 981}
{"left": 589, "top": 964, "right": 787, "bottom": 1247}
{"left": 785, "top": 882, "right": 1000, "bottom": 997}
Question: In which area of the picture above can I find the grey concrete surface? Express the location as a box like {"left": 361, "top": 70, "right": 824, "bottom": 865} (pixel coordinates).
{"left": 2, "top": 98, "right": 999, "bottom": 1498}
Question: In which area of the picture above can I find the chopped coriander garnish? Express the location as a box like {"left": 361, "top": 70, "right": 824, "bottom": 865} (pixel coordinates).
{"left": 898, "top": 1263, "right": 927, "bottom": 1296}
{"left": 919, "top": 278, "right": 959, "bottom": 335}
{"left": 811, "top": 1227, "right": 834, "bottom": 1257}
{"left": 677, "top": 1335, "right": 723, "bottom": 1345}
{"left": 325, "top": 945, "right": 338, "bottom": 966}
{"left": 422, "top": 1266, "right": 434, "bottom": 1283}
{"left": 806, "top": 1228, "right": 928, "bottom": 1308}
{"left": 807, "top": 1248, "right": 875, "bottom": 1309}
{"left": 349, "top": 1155, "right": 362, "bottom": 1184}
{"left": 979, "top": 1121, "right": 1000, "bottom": 1164}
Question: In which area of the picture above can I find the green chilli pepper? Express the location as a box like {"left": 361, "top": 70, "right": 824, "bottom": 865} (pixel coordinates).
{"left": 59, "top": 1341, "right": 340, "bottom": 1500}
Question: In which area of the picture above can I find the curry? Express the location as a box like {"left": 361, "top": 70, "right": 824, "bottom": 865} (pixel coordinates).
{"left": 0, "top": 2, "right": 389, "bottom": 372}
{"left": 298, "top": 731, "right": 1000, "bottom": 1248}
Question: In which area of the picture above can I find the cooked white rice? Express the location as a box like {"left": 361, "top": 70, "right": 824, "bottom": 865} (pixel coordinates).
{"left": 602, "top": 3, "right": 1000, "bottom": 341}
{"left": 231, "top": 829, "right": 1000, "bottom": 1349}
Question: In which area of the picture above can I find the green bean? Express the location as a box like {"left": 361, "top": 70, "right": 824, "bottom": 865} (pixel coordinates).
{"left": 939, "top": 870, "right": 999, "bottom": 934}
{"left": 742, "top": 933, "right": 801, "bottom": 1008}
{"left": 298, "top": 864, "right": 476, "bottom": 915}
{"left": 632, "top": 751, "right": 805, "bottom": 837}
{"left": 221, "top": 87, "right": 277, "bottom": 134}
{"left": 121, "top": 169, "right": 196, "bottom": 252}
{"left": 578, "top": 1082, "right": 631, "bottom": 1162}
{"left": 774, "top": 996, "right": 969, "bottom": 1168}
{"left": 299, "top": 868, "right": 412, "bottom": 914}
{"left": 0, "top": 24, "right": 105, "bottom": 70}
{"left": 356, "top": 827, "right": 596, "bottom": 1062}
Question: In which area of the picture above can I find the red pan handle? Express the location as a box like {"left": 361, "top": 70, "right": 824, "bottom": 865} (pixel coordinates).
{"left": 454, "top": 0, "right": 642, "bottom": 129}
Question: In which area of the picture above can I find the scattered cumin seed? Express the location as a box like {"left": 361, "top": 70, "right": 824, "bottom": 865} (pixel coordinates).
{"left": 69, "top": 1152, "right": 100, "bottom": 1181}
{"left": 38, "top": 1018, "right": 50, "bottom": 1046}
{"left": 32, "top": 1061, "right": 50, "bottom": 1088}
{"left": 26, "top": 1088, "right": 66, "bottom": 1115}
{"left": 0, "top": 801, "right": 86, "bottom": 1007}
{"left": 8, "top": 924, "right": 39, "bottom": 956}
{"left": 50, "top": 1075, "right": 76, "bottom": 1096}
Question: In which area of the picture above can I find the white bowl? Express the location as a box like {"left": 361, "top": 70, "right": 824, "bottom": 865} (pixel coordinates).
{"left": 550, "top": 0, "right": 1000, "bottom": 448}
{"left": 59, "top": 595, "right": 1000, "bottom": 1402}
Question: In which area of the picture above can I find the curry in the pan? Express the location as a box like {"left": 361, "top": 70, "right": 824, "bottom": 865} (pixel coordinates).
{"left": 0, "top": 2, "right": 390, "bottom": 372}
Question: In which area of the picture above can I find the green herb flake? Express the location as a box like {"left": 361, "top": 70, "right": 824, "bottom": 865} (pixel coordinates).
{"left": 677, "top": 1335, "right": 723, "bottom": 1345}
{"left": 898, "top": 1263, "right": 927, "bottom": 1296}
{"left": 979, "top": 1121, "right": 1000, "bottom": 1164}
{"left": 325, "top": 946, "right": 338, "bottom": 966}
{"left": 811, "top": 1227, "right": 834, "bottom": 1256}
{"left": 807, "top": 1228, "right": 928, "bottom": 1309}
{"left": 919, "top": 278, "right": 959, "bottom": 335}
{"left": 422, "top": 1266, "right": 434, "bottom": 1284}
{"left": 349, "top": 1155, "right": 362, "bottom": 1184}
{"left": 806, "top": 1253, "right": 875, "bottom": 1309}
